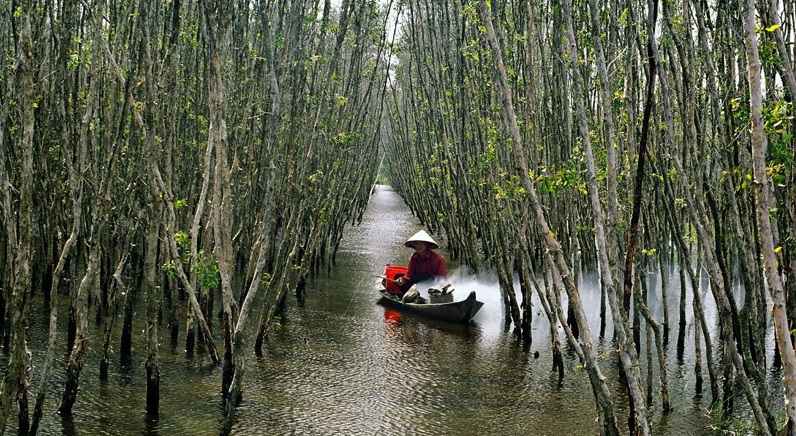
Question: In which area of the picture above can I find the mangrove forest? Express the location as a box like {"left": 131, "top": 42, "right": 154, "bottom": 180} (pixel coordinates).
{"left": 1, "top": 0, "right": 795, "bottom": 434}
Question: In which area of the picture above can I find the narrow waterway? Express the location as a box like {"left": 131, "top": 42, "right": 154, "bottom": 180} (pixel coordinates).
{"left": 228, "top": 185, "right": 748, "bottom": 435}
{"left": 22, "top": 185, "right": 773, "bottom": 435}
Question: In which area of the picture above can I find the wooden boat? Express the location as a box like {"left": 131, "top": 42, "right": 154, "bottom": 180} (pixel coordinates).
{"left": 377, "top": 288, "right": 484, "bottom": 324}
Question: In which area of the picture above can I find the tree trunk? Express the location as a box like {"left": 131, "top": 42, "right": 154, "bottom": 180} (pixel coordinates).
{"left": 0, "top": 2, "right": 36, "bottom": 430}
{"left": 30, "top": 0, "right": 81, "bottom": 430}
{"left": 100, "top": 252, "right": 128, "bottom": 381}
{"left": 144, "top": 214, "right": 161, "bottom": 417}
{"left": 58, "top": 243, "right": 99, "bottom": 415}
{"left": 201, "top": 0, "right": 237, "bottom": 400}
{"left": 742, "top": 0, "right": 796, "bottom": 431}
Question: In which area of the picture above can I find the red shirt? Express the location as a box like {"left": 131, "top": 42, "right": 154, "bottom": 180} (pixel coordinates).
{"left": 404, "top": 250, "right": 447, "bottom": 285}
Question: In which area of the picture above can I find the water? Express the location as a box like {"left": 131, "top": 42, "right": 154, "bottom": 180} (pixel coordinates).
{"left": 18, "top": 185, "right": 769, "bottom": 435}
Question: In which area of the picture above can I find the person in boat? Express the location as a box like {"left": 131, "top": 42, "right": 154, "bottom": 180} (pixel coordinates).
{"left": 394, "top": 230, "right": 448, "bottom": 296}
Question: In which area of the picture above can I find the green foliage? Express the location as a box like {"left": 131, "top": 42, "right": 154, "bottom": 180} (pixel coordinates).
{"left": 67, "top": 36, "right": 93, "bottom": 72}
{"left": 461, "top": 39, "right": 481, "bottom": 62}
{"left": 730, "top": 98, "right": 796, "bottom": 190}
{"left": 316, "top": 200, "right": 330, "bottom": 228}
{"left": 705, "top": 397, "right": 758, "bottom": 435}
{"left": 175, "top": 230, "right": 190, "bottom": 247}
{"left": 308, "top": 169, "right": 324, "bottom": 184}
{"left": 162, "top": 260, "right": 177, "bottom": 278}
{"left": 618, "top": 8, "right": 630, "bottom": 26}
{"left": 180, "top": 25, "right": 199, "bottom": 48}
{"left": 762, "top": 99, "right": 794, "bottom": 187}
{"left": 757, "top": 25, "right": 780, "bottom": 67}
{"left": 641, "top": 248, "right": 657, "bottom": 257}
{"left": 493, "top": 173, "right": 525, "bottom": 201}
{"left": 330, "top": 131, "right": 361, "bottom": 149}
{"left": 162, "top": 236, "right": 218, "bottom": 290}
{"left": 174, "top": 198, "right": 187, "bottom": 211}
{"left": 535, "top": 167, "right": 584, "bottom": 195}
{"left": 335, "top": 93, "right": 348, "bottom": 107}
{"left": 721, "top": 168, "right": 755, "bottom": 192}
{"left": 729, "top": 96, "right": 749, "bottom": 126}
{"left": 194, "top": 250, "right": 220, "bottom": 290}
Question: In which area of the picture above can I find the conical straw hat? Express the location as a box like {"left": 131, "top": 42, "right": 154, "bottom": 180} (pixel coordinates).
{"left": 404, "top": 230, "right": 439, "bottom": 250}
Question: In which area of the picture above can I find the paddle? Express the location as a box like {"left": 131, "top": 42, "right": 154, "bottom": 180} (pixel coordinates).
{"left": 374, "top": 274, "right": 398, "bottom": 283}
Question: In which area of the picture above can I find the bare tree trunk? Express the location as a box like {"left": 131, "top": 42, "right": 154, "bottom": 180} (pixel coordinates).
{"left": 742, "top": 1, "right": 796, "bottom": 432}
{"left": 144, "top": 213, "right": 161, "bottom": 417}
{"left": 526, "top": 249, "right": 564, "bottom": 381}
{"left": 100, "top": 251, "right": 129, "bottom": 381}
{"left": 30, "top": 0, "right": 80, "bottom": 431}
{"left": 221, "top": 163, "right": 276, "bottom": 433}
{"left": 58, "top": 240, "right": 99, "bottom": 415}
{"left": 637, "top": 268, "right": 671, "bottom": 412}
{"left": 0, "top": 2, "right": 36, "bottom": 429}
{"left": 694, "top": 278, "right": 704, "bottom": 395}
{"left": 201, "top": 0, "right": 238, "bottom": 402}
{"left": 618, "top": 0, "right": 658, "bottom": 430}
{"left": 761, "top": 0, "right": 796, "bottom": 99}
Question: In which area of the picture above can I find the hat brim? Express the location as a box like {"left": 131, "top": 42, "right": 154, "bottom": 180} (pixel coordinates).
{"left": 405, "top": 229, "right": 440, "bottom": 249}
{"left": 405, "top": 240, "right": 440, "bottom": 250}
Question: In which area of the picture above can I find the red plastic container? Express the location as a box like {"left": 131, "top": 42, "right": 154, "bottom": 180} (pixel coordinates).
{"left": 384, "top": 265, "right": 408, "bottom": 295}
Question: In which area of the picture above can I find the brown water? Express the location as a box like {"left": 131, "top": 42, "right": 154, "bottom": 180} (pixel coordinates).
{"left": 18, "top": 185, "right": 771, "bottom": 435}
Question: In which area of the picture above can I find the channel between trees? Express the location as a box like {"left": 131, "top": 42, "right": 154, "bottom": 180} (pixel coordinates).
{"left": 2, "top": 0, "right": 796, "bottom": 435}
{"left": 384, "top": 1, "right": 796, "bottom": 435}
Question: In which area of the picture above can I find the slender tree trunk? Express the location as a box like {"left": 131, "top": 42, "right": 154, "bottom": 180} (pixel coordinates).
{"left": 762, "top": 0, "right": 796, "bottom": 99}
{"left": 676, "top": 261, "right": 687, "bottom": 360}
{"left": 138, "top": 2, "right": 167, "bottom": 391}
{"left": 618, "top": 0, "right": 658, "bottom": 430}
{"left": 637, "top": 268, "right": 671, "bottom": 412}
{"left": 658, "top": 248, "right": 670, "bottom": 345}
{"left": 58, "top": 241, "right": 99, "bottom": 415}
{"left": 0, "top": 2, "right": 36, "bottom": 430}
{"left": 221, "top": 163, "right": 276, "bottom": 432}
{"left": 529, "top": 251, "right": 564, "bottom": 381}
{"left": 144, "top": 214, "right": 161, "bottom": 417}
{"left": 694, "top": 281, "right": 704, "bottom": 395}
{"left": 742, "top": 0, "right": 796, "bottom": 432}
{"left": 201, "top": 0, "right": 238, "bottom": 401}
{"left": 100, "top": 252, "right": 128, "bottom": 381}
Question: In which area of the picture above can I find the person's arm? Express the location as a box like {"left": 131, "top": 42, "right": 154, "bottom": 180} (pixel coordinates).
{"left": 396, "top": 253, "right": 418, "bottom": 286}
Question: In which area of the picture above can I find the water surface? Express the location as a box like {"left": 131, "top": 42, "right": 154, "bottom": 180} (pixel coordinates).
{"left": 21, "top": 185, "right": 769, "bottom": 435}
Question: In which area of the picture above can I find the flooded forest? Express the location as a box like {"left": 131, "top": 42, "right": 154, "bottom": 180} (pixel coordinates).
{"left": 1, "top": 0, "right": 795, "bottom": 434}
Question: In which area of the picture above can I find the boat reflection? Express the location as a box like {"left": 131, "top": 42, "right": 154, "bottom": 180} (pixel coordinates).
{"left": 383, "top": 307, "right": 403, "bottom": 328}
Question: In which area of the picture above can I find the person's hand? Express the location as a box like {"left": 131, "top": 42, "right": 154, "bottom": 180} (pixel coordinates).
{"left": 395, "top": 277, "right": 404, "bottom": 286}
